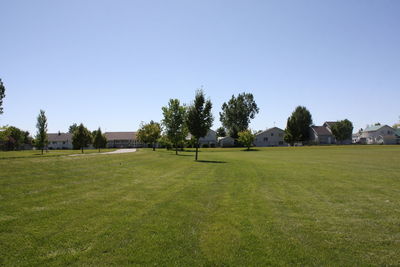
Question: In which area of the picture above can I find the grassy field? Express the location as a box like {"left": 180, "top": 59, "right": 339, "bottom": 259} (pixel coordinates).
{"left": 0, "top": 146, "right": 399, "bottom": 266}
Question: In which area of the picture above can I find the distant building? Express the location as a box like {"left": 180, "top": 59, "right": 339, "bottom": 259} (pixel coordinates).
{"left": 218, "top": 136, "right": 235, "bottom": 147}
{"left": 360, "top": 125, "right": 397, "bottom": 145}
{"left": 47, "top": 133, "right": 73, "bottom": 149}
{"left": 309, "top": 126, "right": 335, "bottom": 144}
{"left": 187, "top": 129, "right": 217, "bottom": 147}
{"left": 104, "top": 132, "right": 144, "bottom": 148}
{"left": 254, "top": 127, "right": 286, "bottom": 147}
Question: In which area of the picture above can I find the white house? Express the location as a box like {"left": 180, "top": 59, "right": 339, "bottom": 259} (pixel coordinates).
{"left": 360, "top": 125, "right": 397, "bottom": 145}
{"left": 47, "top": 133, "right": 73, "bottom": 149}
{"left": 218, "top": 136, "right": 235, "bottom": 147}
{"left": 187, "top": 129, "right": 217, "bottom": 147}
{"left": 254, "top": 127, "right": 286, "bottom": 147}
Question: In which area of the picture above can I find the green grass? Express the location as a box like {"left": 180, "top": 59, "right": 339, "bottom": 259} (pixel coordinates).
{"left": 0, "top": 146, "right": 399, "bottom": 266}
{"left": 0, "top": 149, "right": 117, "bottom": 159}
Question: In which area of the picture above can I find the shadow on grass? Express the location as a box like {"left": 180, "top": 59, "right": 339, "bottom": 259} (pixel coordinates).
{"left": 196, "top": 160, "right": 227, "bottom": 164}
{"left": 242, "top": 148, "right": 260, "bottom": 151}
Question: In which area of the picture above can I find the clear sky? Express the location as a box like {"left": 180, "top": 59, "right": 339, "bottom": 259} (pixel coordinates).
{"left": 1, "top": 0, "right": 399, "bottom": 134}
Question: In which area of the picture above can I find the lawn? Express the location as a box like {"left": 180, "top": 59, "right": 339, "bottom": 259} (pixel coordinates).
{"left": 0, "top": 146, "right": 399, "bottom": 266}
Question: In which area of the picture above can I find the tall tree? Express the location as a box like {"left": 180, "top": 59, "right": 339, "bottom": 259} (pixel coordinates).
{"left": 330, "top": 119, "right": 353, "bottom": 144}
{"left": 72, "top": 123, "right": 92, "bottom": 153}
{"left": 216, "top": 127, "right": 226, "bottom": 137}
{"left": 186, "top": 90, "right": 213, "bottom": 161}
{"left": 92, "top": 127, "right": 107, "bottom": 152}
{"left": 219, "top": 93, "right": 259, "bottom": 138}
{"left": 137, "top": 121, "right": 162, "bottom": 151}
{"left": 0, "top": 126, "right": 25, "bottom": 151}
{"left": 284, "top": 106, "right": 313, "bottom": 146}
{"left": 35, "top": 110, "right": 48, "bottom": 154}
{"left": 162, "top": 99, "right": 187, "bottom": 155}
{"left": 69, "top": 123, "right": 78, "bottom": 134}
{"left": 237, "top": 129, "right": 255, "bottom": 151}
{"left": 0, "top": 79, "right": 5, "bottom": 115}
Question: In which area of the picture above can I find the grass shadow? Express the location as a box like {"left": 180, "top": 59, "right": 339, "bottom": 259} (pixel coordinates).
{"left": 242, "top": 148, "right": 260, "bottom": 151}
{"left": 196, "top": 160, "right": 227, "bottom": 164}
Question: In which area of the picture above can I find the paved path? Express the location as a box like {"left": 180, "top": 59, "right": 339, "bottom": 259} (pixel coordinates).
{"left": 69, "top": 148, "right": 137, "bottom": 156}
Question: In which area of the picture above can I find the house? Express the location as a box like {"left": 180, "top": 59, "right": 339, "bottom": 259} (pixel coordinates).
{"left": 104, "top": 132, "right": 144, "bottom": 148}
{"left": 47, "top": 132, "right": 73, "bottom": 149}
{"left": 187, "top": 129, "right": 217, "bottom": 147}
{"left": 395, "top": 129, "right": 400, "bottom": 144}
{"left": 323, "top": 121, "right": 352, "bottom": 144}
{"left": 360, "top": 125, "right": 397, "bottom": 145}
{"left": 254, "top": 127, "right": 286, "bottom": 147}
{"left": 218, "top": 136, "right": 235, "bottom": 147}
{"left": 309, "top": 126, "right": 334, "bottom": 144}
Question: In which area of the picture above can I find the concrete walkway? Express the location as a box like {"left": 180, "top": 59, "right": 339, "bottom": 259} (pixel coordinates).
{"left": 69, "top": 148, "right": 137, "bottom": 156}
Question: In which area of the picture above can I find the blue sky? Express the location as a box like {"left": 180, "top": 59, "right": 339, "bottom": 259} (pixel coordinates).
{"left": 1, "top": 0, "right": 399, "bottom": 134}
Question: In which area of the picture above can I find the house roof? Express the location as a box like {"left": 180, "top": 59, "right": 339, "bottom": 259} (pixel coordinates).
{"left": 255, "top": 127, "right": 284, "bottom": 136}
{"left": 104, "top": 132, "right": 137, "bottom": 140}
{"left": 48, "top": 133, "right": 72, "bottom": 142}
{"left": 363, "top": 125, "right": 392, "bottom": 132}
{"left": 311, "top": 126, "right": 332, "bottom": 136}
{"left": 323, "top": 121, "right": 337, "bottom": 128}
{"left": 218, "top": 136, "right": 234, "bottom": 141}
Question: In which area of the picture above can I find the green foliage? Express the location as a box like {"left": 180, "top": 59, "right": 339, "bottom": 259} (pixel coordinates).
{"left": 186, "top": 89, "right": 213, "bottom": 160}
{"left": 158, "top": 135, "right": 173, "bottom": 150}
{"left": 219, "top": 93, "right": 259, "bottom": 138}
{"left": 216, "top": 127, "right": 226, "bottom": 137}
{"left": 331, "top": 119, "right": 353, "bottom": 143}
{"left": 238, "top": 129, "right": 255, "bottom": 150}
{"left": 72, "top": 123, "right": 92, "bottom": 153}
{"left": 35, "top": 110, "right": 48, "bottom": 154}
{"left": 92, "top": 127, "right": 107, "bottom": 151}
{"left": 0, "top": 79, "right": 5, "bottom": 114}
{"left": 69, "top": 123, "right": 78, "bottom": 134}
{"left": 161, "top": 99, "right": 187, "bottom": 155}
{"left": 392, "top": 123, "right": 399, "bottom": 129}
{"left": 284, "top": 106, "right": 313, "bottom": 145}
{"left": 137, "top": 121, "right": 162, "bottom": 151}
{"left": 0, "top": 126, "right": 26, "bottom": 150}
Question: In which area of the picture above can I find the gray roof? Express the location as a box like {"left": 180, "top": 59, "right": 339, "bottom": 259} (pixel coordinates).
{"left": 104, "top": 132, "right": 137, "bottom": 141}
{"left": 255, "top": 127, "right": 284, "bottom": 136}
{"left": 363, "top": 125, "right": 391, "bottom": 132}
{"left": 311, "top": 126, "right": 332, "bottom": 136}
{"left": 47, "top": 133, "right": 72, "bottom": 142}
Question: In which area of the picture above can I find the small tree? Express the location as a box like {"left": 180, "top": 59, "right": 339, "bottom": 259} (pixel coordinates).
{"left": 35, "top": 110, "right": 48, "bottom": 154}
{"left": 186, "top": 89, "right": 213, "bottom": 161}
{"left": 137, "top": 121, "right": 162, "bottom": 151}
{"left": 92, "top": 127, "right": 107, "bottom": 152}
{"left": 284, "top": 106, "right": 313, "bottom": 146}
{"left": 216, "top": 127, "right": 226, "bottom": 137}
{"left": 0, "top": 79, "right": 5, "bottom": 115}
{"left": 330, "top": 119, "right": 353, "bottom": 144}
{"left": 161, "top": 99, "right": 187, "bottom": 155}
{"left": 238, "top": 129, "right": 255, "bottom": 150}
{"left": 219, "top": 93, "right": 259, "bottom": 138}
{"left": 72, "top": 123, "right": 92, "bottom": 153}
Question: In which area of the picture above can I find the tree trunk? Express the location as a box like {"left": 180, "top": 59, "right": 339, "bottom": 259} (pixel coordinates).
{"left": 195, "top": 139, "right": 199, "bottom": 161}
{"left": 153, "top": 143, "right": 155, "bottom": 151}
{"left": 41, "top": 148, "right": 43, "bottom": 155}
{"left": 81, "top": 147, "right": 84, "bottom": 154}
{"left": 175, "top": 143, "right": 178, "bottom": 155}
{"left": 98, "top": 148, "right": 100, "bottom": 152}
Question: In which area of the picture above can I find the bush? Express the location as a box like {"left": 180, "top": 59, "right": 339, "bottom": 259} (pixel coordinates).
{"left": 202, "top": 144, "right": 209, "bottom": 148}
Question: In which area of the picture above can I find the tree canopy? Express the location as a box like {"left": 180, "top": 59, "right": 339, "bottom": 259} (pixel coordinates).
{"left": 238, "top": 129, "right": 255, "bottom": 150}
{"left": 284, "top": 106, "right": 313, "bottom": 146}
{"left": 72, "top": 123, "right": 92, "bottom": 153}
{"left": 186, "top": 89, "right": 213, "bottom": 160}
{"left": 69, "top": 123, "right": 78, "bottom": 134}
{"left": 216, "top": 127, "right": 226, "bottom": 138}
{"left": 161, "top": 99, "right": 187, "bottom": 155}
{"left": 0, "top": 126, "right": 27, "bottom": 151}
{"left": 92, "top": 127, "right": 107, "bottom": 152}
{"left": 330, "top": 120, "right": 353, "bottom": 143}
{"left": 0, "top": 79, "right": 5, "bottom": 115}
{"left": 219, "top": 93, "right": 259, "bottom": 138}
{"left": 35, "top": 110, "right": 48, "bottom": 154}
{"left": 137, "top": 121, "right": 162, "bottom": 151}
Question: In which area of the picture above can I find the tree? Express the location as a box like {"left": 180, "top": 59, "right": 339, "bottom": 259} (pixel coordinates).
{"left": 72, "top": 123, "right": 92, "bottom": 153}
{"left": 35, "top": 110, "right": 48, "bottom": 154}
{"left": 186, "top": 89, "right": 213, "bottom": 161}
{"left": 330, "top": 119, "right": 353, "bottom": 144}
{"left": 92, "top": 127, "right": 107, "bottom": 152}
{"left": 137, "top": 121, "right": 162, "bottom": 151}
{"left": 219, "top": 93, "right": 259, "bottom": 138}
{"left": 238, "top": 129, "right": 255, "bottom": 150}
{"left": 158, "top": 135, "right": 172, "bottom": 150}
{"left": 0, "top": 79, "right": 5, "bottom": 114}
{"left": 0, "top": 126, "right": 25, "bottom": 151}
{"left": 284, "top": 106, "right": 313, "bottom": 146}
{"left": 162, "top": 99, "right": 187, "bottom": 155}
{"left": 69, "top": 123, "right": 78, "bottom": 134}
{"left": 216, "top": 127, "right": 226, "bottom": 137}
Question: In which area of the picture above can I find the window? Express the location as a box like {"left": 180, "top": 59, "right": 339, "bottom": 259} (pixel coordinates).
{"left": 279, "top": 141, "right": 283, "bottom": 145}
{"left": 271, "top": 133, "right": 274, "bottom": 136}
{"left": 264, "top": 137, "right": 268, "bottom": 142}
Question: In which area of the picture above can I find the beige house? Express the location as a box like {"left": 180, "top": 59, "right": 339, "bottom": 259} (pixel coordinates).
{"left": 254, "top": 127, "right": 286, "bottom": 147}
{"left": 47, "top": 133, "right": 73, "bottom": 149}
{"left": 360, "top": 125, "right": 397, "bottom": 145}
{"left": 218, "top": 136, "right": 235, "bottom": 147}
{"left": 104, "top": 132, "right": 144, "bottom": 148}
